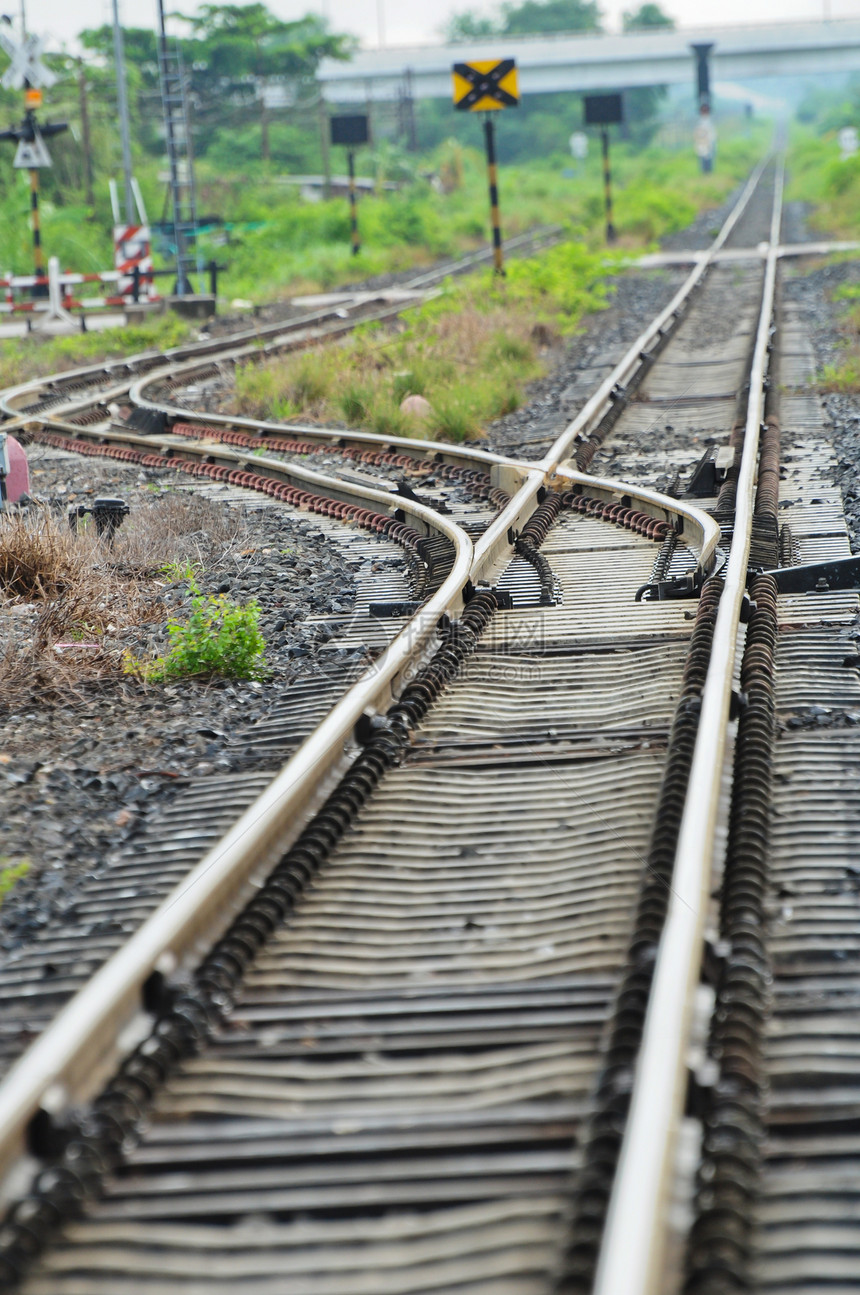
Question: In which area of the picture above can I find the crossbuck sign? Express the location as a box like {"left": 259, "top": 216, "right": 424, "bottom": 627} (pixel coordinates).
{"left": 0, "top": 30, "right": 56, "bottom": 91}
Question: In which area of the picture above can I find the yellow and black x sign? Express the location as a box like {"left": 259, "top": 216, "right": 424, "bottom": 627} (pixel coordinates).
{"left": 452, "top": 58, "right": 519, "bottom": 112}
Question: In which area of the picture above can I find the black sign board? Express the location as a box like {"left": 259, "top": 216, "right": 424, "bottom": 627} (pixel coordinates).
{"left": 583, "top": 93, "right": 624, "bottom": 127}
{"left": 330, "top": 114, "right": 369, "bottom": 147}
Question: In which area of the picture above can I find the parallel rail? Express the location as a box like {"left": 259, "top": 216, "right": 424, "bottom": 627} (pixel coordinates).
{"left": 594, "top": 154, "right": 786, "bottom": 1295}
{"left": 0, "top": 155, "right": 800, "bottom": 1293}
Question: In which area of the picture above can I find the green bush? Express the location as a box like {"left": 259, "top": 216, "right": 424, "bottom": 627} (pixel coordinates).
{"left": 127, "top": 578, "right": 266, "bottom": 681}
{"left": 0, "top": 858, "right": 29, "bottom": 906}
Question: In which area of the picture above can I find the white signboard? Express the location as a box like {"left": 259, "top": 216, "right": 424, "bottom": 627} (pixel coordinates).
{"left": 13, "top": 130, "right": 51, "bottom": 168}
{"left": 839, "top": 126, "right": 858, "bottom": 160}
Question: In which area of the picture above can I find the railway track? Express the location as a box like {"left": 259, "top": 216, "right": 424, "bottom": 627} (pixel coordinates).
{"left": 0, "top": 225, "right": 562, "bottom": 427}
{"left": 1, "top": 154, "right": 859, "bottom": 1293}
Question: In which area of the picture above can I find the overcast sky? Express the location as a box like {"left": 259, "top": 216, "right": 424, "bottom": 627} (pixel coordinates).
{"left": 16, "top": 0, "right": 860, "bottom": 51}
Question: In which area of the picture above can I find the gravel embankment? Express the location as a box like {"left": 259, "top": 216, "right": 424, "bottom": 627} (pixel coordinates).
{"left": 0, "top": 448, "right": 374, "bottom": 952}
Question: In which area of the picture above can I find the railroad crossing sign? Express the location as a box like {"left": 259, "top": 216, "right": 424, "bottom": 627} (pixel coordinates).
{"left": 452, "top": 58, "right": 518, "bottom": 112}
{"left": 13, "top": 129, "right": 51, "bottom": 168}
{"left": 0, "top": 116, "right": 66, "bottom": 168}
{"left": 0, "top": 30, "right": 56, "bottom": 91}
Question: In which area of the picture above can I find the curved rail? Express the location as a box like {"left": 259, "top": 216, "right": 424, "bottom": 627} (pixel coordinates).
{"left": 0, "top": 155, "right": 771, "bottom": 1240}
{"left": 593, "top": 154, "right": 786, "bottom": 1295}
{"left": 0, "top": 461, "right": 474, "bottom": 1188}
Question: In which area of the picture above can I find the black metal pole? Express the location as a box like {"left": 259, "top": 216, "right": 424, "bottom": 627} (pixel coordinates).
{"left": 601, "top": 127, "right": 616, "bottom": 244}
{"left": 483, "top": 115, "right": 504, "bottom": 276}
{"left": 691, "top": 42, "right": 714, "bottom": 110}
{"left": 29, "top": 165, "right": 43, "bottom": 283}
{"left": 348, "top": 149, "right": 360, "bottom": 255}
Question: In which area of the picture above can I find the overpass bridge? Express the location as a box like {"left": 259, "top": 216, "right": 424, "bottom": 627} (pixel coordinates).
{"left": 318, "top": 19, "right": 860, "bottom": 103}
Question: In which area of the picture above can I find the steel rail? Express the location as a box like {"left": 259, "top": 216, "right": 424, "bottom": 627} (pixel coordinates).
{"left": 592, "top": 155, "right": 786, "bottom": 1295}
{"left": 0, "top": 466, "right": 474, "bottom": 1193}
{"left": 126, "top": 158, "right": 767, "bottom": 492}
{"left": 120, "top": 156, "right": 768, "bottom": 590}
{"left": 0, "top": 419, "right": 721, "bottom": 1199}
{"left": 550, "top": 465, "right": 721, "bottom": 575}
{"left": 0, "top": 155, "right": 772, "bottom": 1206}
{"left": 0, "top": 294, "right": 434, "bottom": 423}
{"left": 33, "top": 413, "right": 721, "bottom": 586}
{"left": 124, "top": 380, "right": 531, "bottom": 494}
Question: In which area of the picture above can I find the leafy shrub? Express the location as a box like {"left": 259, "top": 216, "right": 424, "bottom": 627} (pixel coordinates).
{"left": 127, "top": 578, "right": 266, "bottom": 681}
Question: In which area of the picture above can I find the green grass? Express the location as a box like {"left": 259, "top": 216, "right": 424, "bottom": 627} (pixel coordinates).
{"left": 0, "top": 858, "right": 29, "bottom": 907}
{"left": 202, "top": 122, "right": 768, "bottom": 304}
{"left": 234, "top": 240, "right": 611, "bottom": 442}
{"left": 819, "top": 355, "right": 860, "bottom": 393}
{"left": 0, "top": 118, "right": 767, "bottom": 337}
{"left": 0, "top": 313, "right": 195, "bottom": 390}
{"left": 226, "top": 123, "right": 774, "bottom": 444}
{"left": 787, "top": 122, "right": 860, "bottom": 241}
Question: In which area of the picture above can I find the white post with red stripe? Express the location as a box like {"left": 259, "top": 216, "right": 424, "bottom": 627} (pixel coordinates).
{"left": 113, "top": 221, "right": 155, "bottom": 301}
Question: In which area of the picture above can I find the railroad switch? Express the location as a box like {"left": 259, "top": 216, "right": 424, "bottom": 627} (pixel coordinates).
{"left": 127, "top": 406, "right": 168, "bottom": 436}
{"left": 355, "top": 712, "right": 396, "bottom": 746}
{"left": 635, "top": 569, "right": 703, "bottom": 601}
{"left": 686, "top": 444, "right": 735, "bottom": 497}
{"left": 685, "top": 1059, "right": 719, "bottom": 1121}
{"left": 701, "top": 934, "right": 731, "bottom": 987}
{"left": 368, "top": 600, "right": 425, "bottom": 618}
{"left": 762, "top": 553, "right": 860, "bottom": 593}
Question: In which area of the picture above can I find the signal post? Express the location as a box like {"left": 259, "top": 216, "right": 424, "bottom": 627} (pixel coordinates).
{"left": 583, "top": 93, "right": 624, "bottom": 244}
{"left": 0, "top": 28, "right": 67, "bottom": 296}
{"left": 452, "top": 58, "right": 519, "bottom": 276}
{"left": 330, "top": 114, "right": 370, "bottom": 256}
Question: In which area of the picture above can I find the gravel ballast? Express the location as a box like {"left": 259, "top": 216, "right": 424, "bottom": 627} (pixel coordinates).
{"left": 0, "top": 448, "right": 379, "bottom": 953}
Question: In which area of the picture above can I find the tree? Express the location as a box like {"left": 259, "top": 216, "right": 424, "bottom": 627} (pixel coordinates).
{"left": 444, "top": 12, "right": 499, "bottom": 40}
{"left": 500, "top": 1, "right": 603, "bottom": 35}
{"left": 622, "top": 3, "right": 674, "bottom": 31}
{"left": 185, "top": 6, "right": 352, "bottom": 163}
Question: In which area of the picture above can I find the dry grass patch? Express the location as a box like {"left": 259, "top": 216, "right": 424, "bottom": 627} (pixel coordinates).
{"left": 0, "top": 494, "right": 247, "bottom": 711}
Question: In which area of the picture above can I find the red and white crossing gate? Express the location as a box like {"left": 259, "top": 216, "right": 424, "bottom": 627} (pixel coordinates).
{"left": 0, "top": 255, "right": 159, "bottom": 323}
{"left": 113, "top": 221, "right": 155, "bottom": 299}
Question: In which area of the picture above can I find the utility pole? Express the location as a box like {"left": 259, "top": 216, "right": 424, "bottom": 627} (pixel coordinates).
{"left": 111, "top": 0, "right": 134, "bottom": 224}
{"left": 318, "top": 96, "right": 331, "bottom": 199}
{"left": 76, "top": 60, "right": 94, "bottom": 207}
{"left": 156, "top": 0, "right": 192, "bottom": 294}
